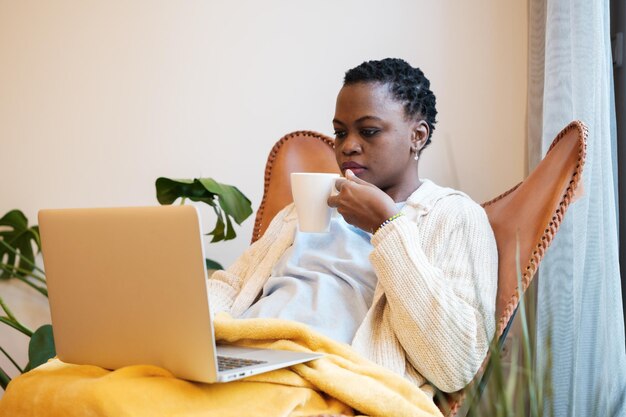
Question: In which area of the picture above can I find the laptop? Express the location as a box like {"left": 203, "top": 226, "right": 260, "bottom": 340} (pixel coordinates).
{"left": 38, "top": 205, "right": 322, "bottom": 383}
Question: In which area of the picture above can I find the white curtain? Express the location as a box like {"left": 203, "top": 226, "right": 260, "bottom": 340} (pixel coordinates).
{"left": 529, "top": 0, "right": 626, "bottom": 416}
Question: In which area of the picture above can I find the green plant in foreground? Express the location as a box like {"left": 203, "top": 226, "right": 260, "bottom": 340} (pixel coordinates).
{"left": 463, "top": 240, "right": 553, "bottom": 417}
{"left": 155, "top": 177, "right": 253, "bottom": 270}
{"left": 432, "top": 236, "right": 555, "bottom": 417}
{"left": 0, "top": 210, "right": 55, "bottom": 390}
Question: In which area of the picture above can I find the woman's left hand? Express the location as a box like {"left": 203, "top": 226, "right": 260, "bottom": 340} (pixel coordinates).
{"left": 327, "top": 169, "right": 398, "bottom": 233}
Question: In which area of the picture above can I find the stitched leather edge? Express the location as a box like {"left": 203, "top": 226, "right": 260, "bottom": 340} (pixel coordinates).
{"left": 485, "top": 120, "right": 587, "bottom": 338}
{"left": 443, "top": 121, "right": 588, "bottom": 417}
{"left": 251, "top": 131, "right": 335, "bottom": 244}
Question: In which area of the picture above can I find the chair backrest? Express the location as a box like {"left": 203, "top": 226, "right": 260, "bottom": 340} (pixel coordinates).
{"left": 251, "top": 131, "right": 340, "bottom": 243}
{"left": 484, "top": 120, "right": 586, "bottom": 339}
{"left": 251, "top": 121, "right": 587, "bottom": 416}
{"left": 439, "top": 120, "right": 587, "bottom": 416}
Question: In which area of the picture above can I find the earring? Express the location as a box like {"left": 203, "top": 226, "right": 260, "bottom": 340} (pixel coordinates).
{"left": 414, "top": 149, "right": 419, "bottom": 161}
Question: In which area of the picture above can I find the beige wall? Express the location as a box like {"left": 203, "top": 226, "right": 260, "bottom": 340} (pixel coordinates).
{"left": 0, "top": 0, "right": 528, "bottom": 383}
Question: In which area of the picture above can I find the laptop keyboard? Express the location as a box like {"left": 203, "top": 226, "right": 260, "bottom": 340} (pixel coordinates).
{"left": 217, "top": 355, "right": 267, "bottom": 371}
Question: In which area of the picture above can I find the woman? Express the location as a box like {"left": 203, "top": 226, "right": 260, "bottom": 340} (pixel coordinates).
{"left": 208, "top": 58, "right": 498, "bottom": 396}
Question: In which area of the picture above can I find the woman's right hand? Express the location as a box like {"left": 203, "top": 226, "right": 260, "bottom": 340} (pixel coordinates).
{"left": 327, "top": 169, "right": 398, "bottom": 233}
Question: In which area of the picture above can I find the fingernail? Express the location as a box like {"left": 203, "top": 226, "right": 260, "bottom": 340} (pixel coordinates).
{"left": 345, "top": 169, "right": 353, "bottom": 177}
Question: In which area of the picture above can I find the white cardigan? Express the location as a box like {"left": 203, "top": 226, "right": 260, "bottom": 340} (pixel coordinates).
{"left": 207, "top": 179, "right": 498, "bottom": 394}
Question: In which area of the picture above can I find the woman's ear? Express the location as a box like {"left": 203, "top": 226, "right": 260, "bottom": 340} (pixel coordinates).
{"left": 412, "top": 120, "right": 430, "bottom": 152}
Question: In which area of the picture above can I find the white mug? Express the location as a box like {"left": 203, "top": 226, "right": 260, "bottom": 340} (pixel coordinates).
{"left": 290, "top": 172, "right": 340, "bottom": 233}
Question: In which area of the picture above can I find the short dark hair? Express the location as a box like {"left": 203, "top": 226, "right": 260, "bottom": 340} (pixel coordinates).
{"left": 344, "top": 58, "right": 437, "bottom": 146}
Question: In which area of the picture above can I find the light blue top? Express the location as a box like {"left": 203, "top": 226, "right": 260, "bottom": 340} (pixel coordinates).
{"left": 240, "top": 207, "right": 397, "bottom": 343}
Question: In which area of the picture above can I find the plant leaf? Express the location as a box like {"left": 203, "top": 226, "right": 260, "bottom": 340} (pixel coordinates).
{"left": 0, "top": 210, "right": 42, "bottom": 280}
{"left": 155, "top": 177, "right": 217, "bottom": 207}
{"left": 207, "top": 204, "right": 226, "bottom": 242}
{"left": 196, "top": 178, "right": 252, "bottom": 224}
{"left": 24, "top": 324, "right": 55, "bottom": 372}
{"left": 157, "top": 177, "right": 252, "bottom": 243}
{"left": 224, "top": 212, "right": 236, "bottom": 240}
{"left": 205, "top": 258, "right": 223, "bottom": 271}
{"left": 0, "top": 365, "right": 10, "bottom": 390}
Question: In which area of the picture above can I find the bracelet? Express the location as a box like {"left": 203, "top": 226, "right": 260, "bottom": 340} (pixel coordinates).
{"left": 374, "top": 213, "right": 404, "bottom": 234}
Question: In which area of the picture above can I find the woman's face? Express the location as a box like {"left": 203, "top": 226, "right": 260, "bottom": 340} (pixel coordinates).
{"left": 333, "top": 82, "right": 429, "bottom": 201}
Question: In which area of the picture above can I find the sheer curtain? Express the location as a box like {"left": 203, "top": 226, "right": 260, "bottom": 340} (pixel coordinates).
{"left": 529, "top": 0, "right": 626, "bottom": 416}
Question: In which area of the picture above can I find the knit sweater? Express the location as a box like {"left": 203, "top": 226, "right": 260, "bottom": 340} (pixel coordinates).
{"left": 207, "top": 179, "right": 498, "bottom": 394}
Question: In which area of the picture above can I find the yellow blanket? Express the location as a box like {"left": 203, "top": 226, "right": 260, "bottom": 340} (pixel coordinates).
{"left": 0, "top": 315, "right": 443, "bottom": 417}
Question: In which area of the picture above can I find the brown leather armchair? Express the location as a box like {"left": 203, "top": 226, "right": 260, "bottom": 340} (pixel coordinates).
{"left": 251, "top": 121, "right": 587, "bottom": 416}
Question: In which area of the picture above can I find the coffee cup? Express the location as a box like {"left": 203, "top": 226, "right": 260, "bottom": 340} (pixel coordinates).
{"left": 290, "top": 172, "right": 340, "bottom": 233}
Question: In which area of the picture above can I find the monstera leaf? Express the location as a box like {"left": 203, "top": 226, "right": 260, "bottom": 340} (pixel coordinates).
{"left": 0, "top": 211, "right": 51, "bottom": 390}
{"left": 24, "top": 324, "right": 56, "bottom": 372}
{"left": 0, "top": 210, "right": 41, "bottom": 280}
{"left": 155, "top": 177, "right": 253, "bottom": 243}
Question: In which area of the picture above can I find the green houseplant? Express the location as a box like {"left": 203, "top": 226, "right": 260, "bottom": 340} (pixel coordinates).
{"left": 459, "top": 243, "right": 553, "bottom": 417}
{"left": 155, "top": 176, "right": 253, "bottom": 270}
{"left": 0, "top": 209, "right": 54, "bottom": 390}
{"left": 0, "top": 176, "right": 252, "bottom": 391}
